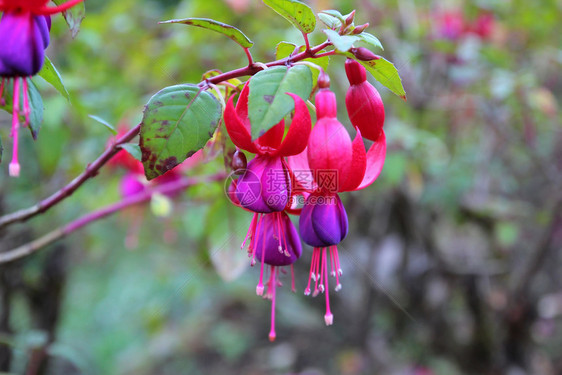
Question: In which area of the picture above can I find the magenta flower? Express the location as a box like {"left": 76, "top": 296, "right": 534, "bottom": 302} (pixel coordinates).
{"left": 252, "top": 211, "right": 302, "bottom": 341}
{"left": 345, "top": 58, "right": 385, "bottom": 142}
{"left": 288, "top": 81, "right": 386, "bottom": 325}
{"left": 0, "top": 0, "right": 84, "bottom": 176}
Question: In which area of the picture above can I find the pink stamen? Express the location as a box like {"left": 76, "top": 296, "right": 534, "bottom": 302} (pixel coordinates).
{"left": 9, "top": 78, "right": 21, "bottom": 177}
{"left": 242, "top": 213, "right": 258, "bottom": 251}
{"left": 251, "top": 214, "right": 263, "bottom": 265}
{"left": 332, "top": 246, "right": 342, "bottom": 291}
{"left": 305, "top": 249, "right": 317, "bottom": 295}
{"left": 323, "top": 248, "right": 334, "bottom": 325}
{"left": 290, "top": 264, "right": 296, "bottom": 293}
{"left": 37, "top": 0, "right": 83, "bottom": 15}
{"left": 268, "top": 266, "right": 277, "bottom": 342}
{"left": 256, "top": 225, "right": 266, "bottom": 296}
{"left": 0, "top": 78, "right": 5, "bottom": 106}
{"left": 22, "top": 78, "right": 30, "bottom": 127}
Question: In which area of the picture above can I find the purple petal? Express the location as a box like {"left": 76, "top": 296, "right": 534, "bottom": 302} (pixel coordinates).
{"left": 120, "top": 173, "right": 146, "bottom": 198}
{"left": 254, "top": 212, "right": 302, "bottom": 266}
{"left": 235, "top": 156, "right": 290, "bottom": 213}
{"left": 299, "top": 194, "right": 348, "bottom": 247}
{"left": 0, "top": 11, "right": 48, "bottom": 77}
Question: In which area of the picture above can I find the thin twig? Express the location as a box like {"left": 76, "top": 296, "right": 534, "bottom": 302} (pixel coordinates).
{"left": 0, "top": 124, "right": 141, "bottom": 230}
{"left": 0, "top": 173, "right": 225, "bottom": 264}
{"left": 0, "top": 39, "right": 334, "bottom": 230}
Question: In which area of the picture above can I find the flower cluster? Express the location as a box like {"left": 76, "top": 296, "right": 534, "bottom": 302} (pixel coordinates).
{"left": 225, "top": 60, "right": 386, "bottom": 340}
{"left": 0, "top": 0, "right": 83, "bottom": 176}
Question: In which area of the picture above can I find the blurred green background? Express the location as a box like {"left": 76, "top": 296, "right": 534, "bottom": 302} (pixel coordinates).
{"left": 1, "top": 0, "right": 561, "bottom": 374}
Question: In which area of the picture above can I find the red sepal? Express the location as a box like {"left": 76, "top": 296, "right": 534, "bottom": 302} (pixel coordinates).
{"left": 356, "top": 130, "right": 386, "bottom": 190}
{"left": 340, "top": 129, "right": 367, "bottom": 192}
{"left": 276, "top": 93, "right": 312, "bottom": 157}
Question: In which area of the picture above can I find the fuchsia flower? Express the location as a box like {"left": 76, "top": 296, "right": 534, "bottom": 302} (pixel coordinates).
{"left": 289, "top": 72, "right": 386, "bottom": 325}
{"left": 0, "top": 0, "right": 84, "bottom": 176}
{"left": 345, "top": 58, "right": 385, "bottom": 142}
{"left": 224, "top": 81, "right": 311, "bottom": 340}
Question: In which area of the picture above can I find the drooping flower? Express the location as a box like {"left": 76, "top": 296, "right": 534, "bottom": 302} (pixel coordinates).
{"left": 345, "top": 58, "right": 385, "bottom": 142}
{"left": 0, "top": 0, "right": 84, "bottom": 176}
{"left": 224, "top": 81, "right": 311, "bottom": 339}
{"left": 224, "top": 80, "right": 311, "bottom": 252}
{"left": 252, "top": 211, "right": 302, "bottom": 341}
{"left": 288, "top": 75, "right": 386, "bottom": 325}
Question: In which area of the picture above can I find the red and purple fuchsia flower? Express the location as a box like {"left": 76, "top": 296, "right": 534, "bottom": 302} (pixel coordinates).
{"left": 224, "top": 61, "right": 388, "bottom": 338}
{"left": 288, "top": 68, "right": 386, "bottom": 326}
{"left": 0, "top": 0, "right": 83, "bottom": 176}
{"left": 224, "top": 81, "right": 311, "bottom": 341}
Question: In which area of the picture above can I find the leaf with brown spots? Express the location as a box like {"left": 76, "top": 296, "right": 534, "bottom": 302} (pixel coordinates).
{"left": 140, "top": 84, "right": 221, "bottom": 180}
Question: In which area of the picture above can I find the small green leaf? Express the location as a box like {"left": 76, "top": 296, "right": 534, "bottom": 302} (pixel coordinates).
{"left": 160, "top": 18, "right": 253, "bottom": 48}
{"left": 119, "top": 143, "right": 142, "bottom": 161}
{"left": 262, "top": 0, "right": 316, "bottom": 34}
{"left": 248, "top": 65, "right": 312, "bottom": 139}
{"left": 358, "top": 32, "right": 384, "bottom": 51}
{"left": 318, "top": 13, "right": 342, "bottom": 29}
{"left": 140, "top": 84, "right": 221, "bottom": 180}
{"left": 320, "top": 10, "right": 345, "bottom": 23}
{"left": 88, "top": 114, "right": 116, "bottom": 134}
{"left": 347, "top": 54, "right": 406, "bottom": 99}
{"left": 324, "top": 29, "right": 360, "bottom": 52}
{"left": 276, "top": 42, "right": 330, "bottom": 86}
{"left": 53, "top": 0, "right": 85, "bottom": 38}
{"left": 38, "top": 56, "right": 70, "bottom": 101}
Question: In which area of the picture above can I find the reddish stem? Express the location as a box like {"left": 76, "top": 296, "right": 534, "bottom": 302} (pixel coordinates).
{"left": 37, "top": 0, "right": 84, "bottom": 15}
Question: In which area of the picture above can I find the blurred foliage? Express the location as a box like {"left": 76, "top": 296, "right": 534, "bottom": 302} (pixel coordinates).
{"left": 1, "top": 0, "right": 562, "bottom": 374}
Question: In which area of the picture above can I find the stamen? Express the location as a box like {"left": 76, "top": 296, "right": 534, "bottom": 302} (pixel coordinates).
{"left": 256, "top": 223, "right": 266, "bottom": 296}
{"left": 242, "top": 213, "right": 258, "bottom": 250}
{"left": 323, "top": 248, "right": 334, "bottom": 326}
{"left": 9, "top": 78, "right": 21, "bottom": 177}
{"left": 0, "top": 78, "right": 5, "bottom": 106}
{"left": 305, "top": 249, "right": 318, "bottom": 296}
{"left": 251, "top": 214, "right": 263, "bottom": 265}
{"left": 291, "top": 264, "right": 296, "bottom": 293}
{"left": 268, "top": 267, "right": 277, "bottom": 342}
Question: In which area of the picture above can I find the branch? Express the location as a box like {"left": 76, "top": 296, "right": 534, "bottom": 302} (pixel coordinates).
{"left": 0, "top": 173, "right": 225, "bottom": 264}
{"left": 0, "top": 40, "right": 334, "bottom": 230}
{"left": 0, "top": 124, "right": 141, "bottom": 230}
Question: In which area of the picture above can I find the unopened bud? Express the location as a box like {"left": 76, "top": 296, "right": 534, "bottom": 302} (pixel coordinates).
{"left": 345, "top": 10, "right": 356, "bottom": 26}
{"left": 317, "top": 71, "right": 330, "bottom": 89}
{"left": 231, "top": 149, "right": 247, "bottom": 174}
{"left": 351, "top": 23, "right": 369, "bottom": 34}
{"left": 350, "top": 47, "right": 380, "bottom": 61}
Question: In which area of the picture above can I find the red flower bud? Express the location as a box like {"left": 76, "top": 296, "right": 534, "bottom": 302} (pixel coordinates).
{"left": 351, "top": 23, "right": 369, "bottom": 34}
{"left": 345, "top": 59, "right": 385, "bottom": 142}
{"left": 350, "top": 47, "right": 380, "bottom": 62}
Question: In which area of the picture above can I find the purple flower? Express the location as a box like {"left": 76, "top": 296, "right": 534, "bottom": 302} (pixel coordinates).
{"left": 243, "top": 211, "right": 302, "bottom": 342}
{"left": 0, "top": 11, "right": 50, "bottom": 77}
{"left": 235, "top": 155, "right": 291, "bottom": 213}
{"left": 299, "top": 193, "right": 348, "bottom": 248}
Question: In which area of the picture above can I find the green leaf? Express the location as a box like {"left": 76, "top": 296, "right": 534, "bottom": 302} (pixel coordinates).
{"left": 358, "top": 32, "right": 384, "bottom": 51}
{"left": 320, "top": 9, "right": 345, "bottom": 23}
{"left": 276, "top": 42, "right": 330, "bottom": 86}
{"left": 346, "top": 54, "right": 406, "bottom": 99}
{"left": 160, "top": 18, "right": 253, "bottom": 48}
{"left": 140, "top": 84, "right": 221, "bottom": 180}
{"left": 318, "top": 13, "right": 342, "bottom": 29}
{"left": 324, "top": 29, "right": 360, "bottom": 52}
{"left": 248, "top": 65, "right": 312, "bottom": 139}
{"left": 53, "top": 0, "right": 85, "bottom": 38}
{"left": 118, "top": 143, "right": 142, "bottom": 161}
{"left": 88, "top": 114, "right": 116, "bottom": 134}
{"left": 262, "top": 0, "right": 316, "bottom": 34}
{"left": 38, "top": 56, "right": 70, "bottom": 101}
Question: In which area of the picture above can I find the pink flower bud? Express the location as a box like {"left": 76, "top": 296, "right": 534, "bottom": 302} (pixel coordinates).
{"left": 345, "top": 59, "right": 385, "bottom": 142}
{"left": 350, "top": 47, "right": 380, "bottom": 62}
